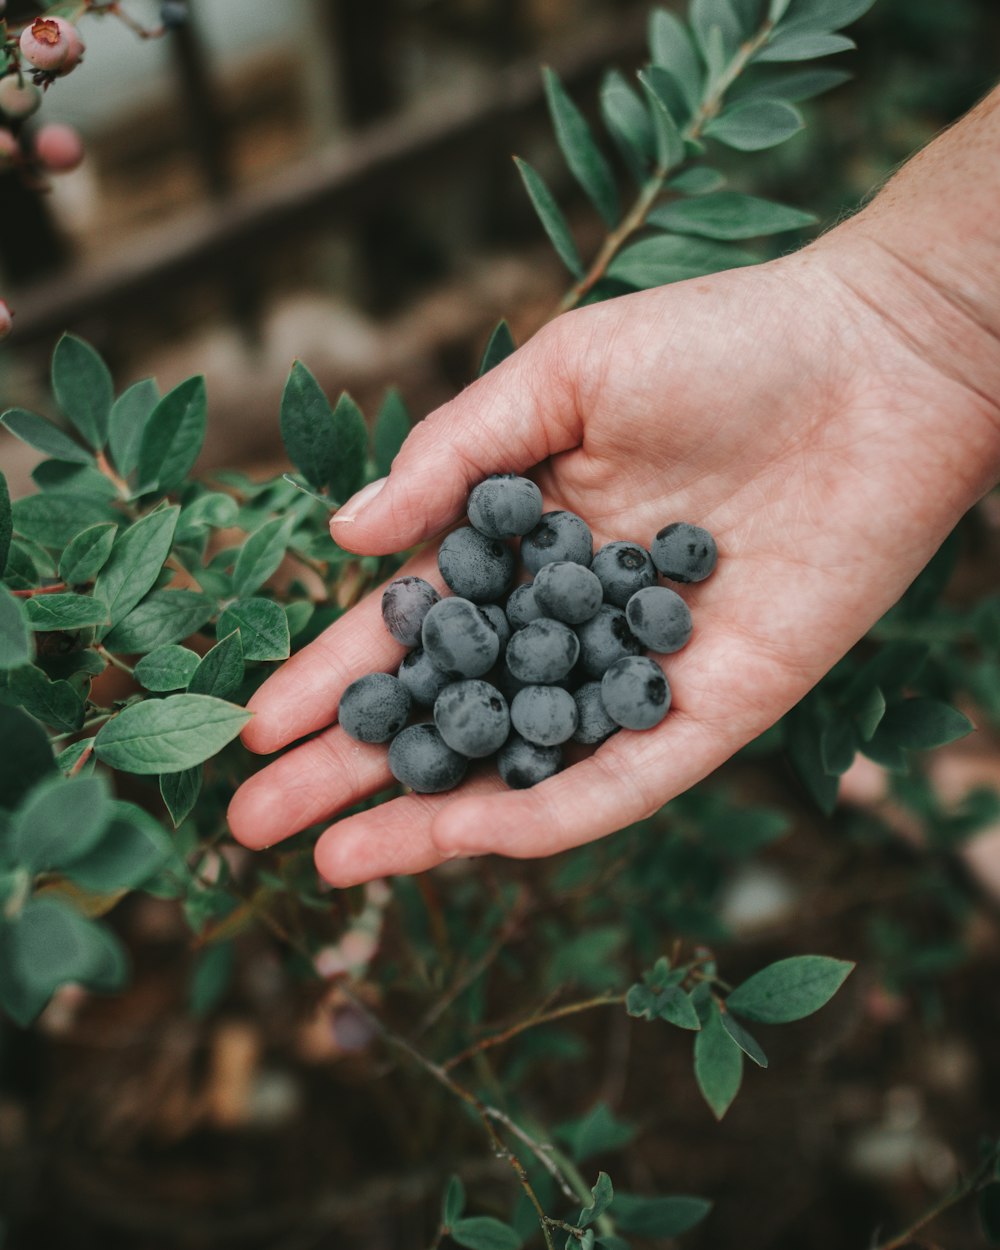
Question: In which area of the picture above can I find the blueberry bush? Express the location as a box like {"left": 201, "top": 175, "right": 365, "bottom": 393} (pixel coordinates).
{"left": 3, "top": 1, "right": 1000, "bottom": 1246}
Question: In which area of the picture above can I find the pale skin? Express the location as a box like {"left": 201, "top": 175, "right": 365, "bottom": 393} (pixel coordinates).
{"left": 228, "top": 86, "right": 1000, "bottom": 886}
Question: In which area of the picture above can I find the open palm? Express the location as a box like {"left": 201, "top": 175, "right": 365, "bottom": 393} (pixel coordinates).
{"left": 228, "top": 242, "right": 1000, "bottom": 885}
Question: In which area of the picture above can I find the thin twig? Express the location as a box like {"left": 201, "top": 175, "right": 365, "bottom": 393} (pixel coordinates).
{"left": 443, "top": 993, "right": 625, "bottom": 1071}
{"left": 871, "top": 1155, "right": 996, "bottom": 1250}
{"left": 483, "top": 1108, "right": 577, "bottom": 1202}
{"left": 12, "top": 582, "right": 68, "bottom": 598}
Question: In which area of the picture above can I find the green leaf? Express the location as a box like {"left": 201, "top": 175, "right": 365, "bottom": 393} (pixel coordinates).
{"left": 647, "top": 192, "right": 816, "bottom": 239}
{"left": 768, "top": 0, "right": 794, "bottom": 19}
{"left": 543, "top": 66, "right": 619, "bottom": 226}
{"left": 691, "top": 0, "right": 743, "bottom": 62}
{"left": 606, "top": 234, "right": 755, "bottom": 287}
{"left": 0, "top": 705, "right": 55, "bottom": 811}
{"left": 7, "top": 896, "right": 127, "bottom": 1005}
{"left": 637, "top": 70, "right": 685, "bottom": 170}
{"left": 0, "top": 586, "right": 33, "bottom": 670}
{"left": 280, "top": 361, "right": 339, "bottom": 495}
{"left": 513, "top": 157, "right": 584, "bottom": 279}
{"left": 785, "top": 701, "right": 838, "bottom": 814}
{"left": 580, "top": 1173, "right": 614, "bottom": 1228}
{"left": 720, "top": 1011, "right": 768, "bottom": 1067}
{"left": 24, "top": 593, "right": 109, "bottom": 631}
{"left": 56, "top": 737, "right": 96, "bottom": 777}
{"left": 478, "top": 323, "right": 517, "bottom": 379}
{"left": 694, "top": 999, "right": 743, "bottom": 1119}
{"left": 0, "top": 471, "right": 11, "bottom": 575}
{"left": 190, "top": 941, "right": 235, "bottom": 1017}
{"left": 648, "top": 8, "right": 703, "bottom": 111}
{"left": 599, "top": 69, "right": 654, "bottom": 183}
{"left": 93, "top": 506, "right": 179, "bottom": 636}
{"left": 732, "top": 66, "right": 852, "bottom": 103}
{"left": 451, "top": 1217, "right": 522, "bottom": 1250}
{"left": 704, "top": 98, "right": 804, "bottom": 150}
{"left": 103, "top": 589, "right": 214, "bottom": 653}
{"left": 160, "top": 764, "right": 202, "bottom": 827}
{"left": 1, "top": 408, "right": 93, "bottom": 465}
{"left": 327, "top": 392, "right": 368, "bottom": 505}
{"left": 726, "top": 954, "right": 854, "bottom": 1023}
{"left": 778, "top": 0, "right": 877, "bottom": 35}
{"left": 612, "top": 1193, "right": 712, "bottom": 1237}
{"left": 233, "top": 516, "right": 294, "bottom": 598}
{"left": 51, "top": 334, "right": 114, "bottom": 450}
{"left": 8, "top": 665, "right": 84, "bottom": 732}
{"left": 820, "top": 716, "right": 856, "bottom": 776}
{"left": 108, "top": 378, "right": 160, "bottom": 479}
{"left": 217, "top": 598, "right": 290, "bottom": 662}
{"left": 65, "top": 799, "right": 170, "bottom": 891}
{"left": 94, "top": 693, "right": 250, "bottom": 774}
{"left": 668, "top": 165, "right": 727, "bottom": 194}
{"left": 58, "top": 522, "right": 117, "bottom": 585}
{"left": 374, "top": 387, "right": 411, "bottom": 475}
{"left": 626, "top": 981, "right": 700, "bottom": 1029}
{"left": 979, "top": 1182, "right": 1000, "bottom": 1246}
{"left": 854, "top": 685, "right": 886, "bottom": 741}
{"left": 188, "top": 630, "right": 244, "bottom": 700}
{"left": 442, "top": 1174, "right": 466, "bottom": 1227}
{"left": 555, "top": 1102, "right": 637, "bottom": 1162}
{"left": 10, "top": 774, "right": 112, "bottom": 873}
{"left": 873, "top": 699, "right": 974, "bottom": 751}
{"left": 33, "top": 458, "right": 118, "bottom": 501}
{"left": 134, "top": 644, "right": 201, "bottom": 692}
{"left": 176, "top": 491, "right": 239, "bottom": 539}
{"left": 756, "top": 30, "right": 855, "bottom": 60}
{"left": 136, "top": 376, "right": 207, "bottom": 495}
{"left": 842, "top": 641, "right": 929, "bottom": 703}
{"left": 11, "top": 492, "right": 114, "bottom": 548}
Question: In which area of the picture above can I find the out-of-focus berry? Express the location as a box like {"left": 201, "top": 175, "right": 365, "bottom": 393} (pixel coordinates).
{"left": 35, "top": 123, "right": 85, "bottom": 173}
{"left": 0, "top": 299, "right": 14, "bottom": 341}
{"left": 0, "top": 128, "right": 18, "bottom": 171}
{"left": 0, "top": 76, "right": 41, "bottom": 119}
{"left": 19, "top": 18, "right": 82, "bottom": 73}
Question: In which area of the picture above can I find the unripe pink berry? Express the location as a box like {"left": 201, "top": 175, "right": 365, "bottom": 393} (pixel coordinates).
{"left": 0, "top": 127, "right": 18, "bottom": 170}
{"left": 0, "top": 300, "right": 14, "bottom": 341}
{"left": 0, "top": 76, "right": 41, "bottom": 119}
{"left": 35, "top": 123, "right": 84, "bottom": 173}
{"left": 19, "top": 17, "right": 82, "bottom": 73}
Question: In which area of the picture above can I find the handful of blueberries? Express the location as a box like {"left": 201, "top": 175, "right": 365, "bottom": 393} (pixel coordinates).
{"left": 338, "top": 475, "right": 717, "bottom": 792}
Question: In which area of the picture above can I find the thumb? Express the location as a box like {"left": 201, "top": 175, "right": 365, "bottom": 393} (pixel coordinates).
{"left": 329, "top": 319, "right": 582, "bottom": 555}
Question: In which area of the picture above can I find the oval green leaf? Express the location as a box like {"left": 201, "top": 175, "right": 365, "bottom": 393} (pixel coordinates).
{"left": 94, "top": 693, "right": 250, "bottom": 774}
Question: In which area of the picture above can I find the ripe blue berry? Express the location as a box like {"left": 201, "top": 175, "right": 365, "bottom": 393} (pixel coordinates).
{"left": 505, "top": 618, "right": 580, "bottom": 684}
{"left": 511, "top": 685, "right": 578, "bottom": 746}
{"left": 479, "top": 602, "right": 511, "bottom": 654}
{"left": 651, "top": 522, "right": 717, "bottom": 583}
{"left": 506, "top": 582, "right": 543, "bottom": 630}
{"left": 572, "top": 682, "right": 619, "bottom": 745}
{"left": 438, "top": 526, "right": 515, "bottom": 603}
{"left": 389, "top": 724, "right": 467, "bottom": 793}
{"left": 591, "top": 541, "right": 656, "bottom": 607}
{"left": 468, "top": 474, "right": 543, "bottom": 538}
{"left": 575, "top": 605, "right": 641, "bottom": 678}
{"left": 601, "top": 656, "right": 671, "bottom": 730}
{"left": 434, "top": 679, "right": 510, "bottom": 757}
{"left": 625, "top": 586, "right": 692, "bottom": 653}
{"left": 422, "top": 597, "right": 500, "bottom": 677}
{"left": 382, "top": 576, "right": 440, "bottom": 647}
{"left": 397, "top": 646, "right": 454, "bottom": 707}
{"left": 498, "top": 734, "right": 563, "bottom": 789}
{"left": 339, "top": 672, "right": 411, "bottom": 743}
{"left": 521, "top": 510, "right": 593, "bottom": 573}
{"left": 533, "top": 561, "right": 603, "bottom": 625}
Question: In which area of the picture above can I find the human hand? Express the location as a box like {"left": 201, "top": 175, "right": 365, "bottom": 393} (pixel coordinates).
{"left": 227, "top": 237, "right": 1000, "bottom": 885}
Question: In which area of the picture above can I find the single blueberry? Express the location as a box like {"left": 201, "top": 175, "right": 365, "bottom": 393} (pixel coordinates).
{"left": 479, "top": 602, "right": 512, "bottom": 654}
{"left": 382, "top": 576, "right": 440, "bottom": 647}
{"left": 625, "top": 585, "right": 692, "bottom": 653}
{"left": 533, "top": 561, "right": 603, "bottom": 625}
{"left": 601, "top": 656, "right": 671, "bottom": 730}
{"left": 506, "top": 582, "right": 543, "bottom": 630}
{"left": 438, "top": 526, "right": 515, "bottom": 603}
{"left": 339, "top": 672, "right": 411, "bottom": 743}
{"left": 575, "top": 605, "right": 641, "bottom": 678}
{"left": 388, "top": 724, "right": 467, "bottom": 793}
{"left": 521, "top": 510, "right": 593, "bottom": 574}
{"left": 505, "top": 618, "right": 580, "bottom": 684}
{"left": 650, "top": 522, "right": 718, "bottom": 584}
{"left": 572, "top": 681, "right": 620, "bottom": 745}
{"left": 421, "top": 597, "right": 500, "bottom": 678}
{"left": 434, "top": 679, "right": 510, "bottom": 757}
{"left": 398, "top": 646, "right": 455, "bottom": 707}
{"left": 498, "top": 733, "right": 563, "bottom": 789}
{"left": 510, "top": 685, "right": 579, "bottom": 746}
{"left": 467, "top": 474, "right": 543, "bottom": 539}
{"left": 591, "top": 541, "right": 656, "bottom": 607}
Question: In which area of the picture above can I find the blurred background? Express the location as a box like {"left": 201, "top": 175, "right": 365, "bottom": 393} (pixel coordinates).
{"left": 3, "top": 1, "right": 1000, "bottom": 1247}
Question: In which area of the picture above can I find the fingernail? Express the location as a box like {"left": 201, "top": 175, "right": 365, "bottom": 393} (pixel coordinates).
{"left": 331, "top": 476, "right": 387, "bottom": 525}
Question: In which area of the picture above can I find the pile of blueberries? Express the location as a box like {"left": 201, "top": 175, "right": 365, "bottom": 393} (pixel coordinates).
{"left": 338, "top": 475, "right": 717, "bottom": 792}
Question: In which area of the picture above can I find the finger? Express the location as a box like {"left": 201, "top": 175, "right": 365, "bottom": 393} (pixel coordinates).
{"left": 227, "top": 723, "right": 393, "bottom": 850}
{"left": 329, "top": 319, "right": 583, "bottom": 556}
{"left": 313, "top": 771, "right": 507, "bottom": 887}
{"left": 241, "top": 548, "right": 442, "bottom": 755}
